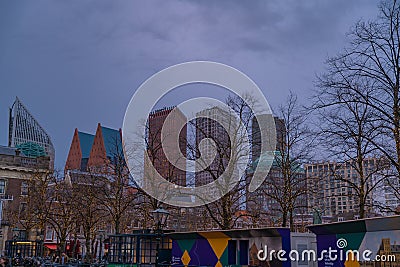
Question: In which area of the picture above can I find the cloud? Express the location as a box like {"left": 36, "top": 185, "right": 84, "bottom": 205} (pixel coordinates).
{"left": 0, "top": 0, "right": 380, "bottom": 168}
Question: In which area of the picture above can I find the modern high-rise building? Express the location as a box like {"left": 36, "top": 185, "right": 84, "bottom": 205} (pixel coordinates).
{"left": 382, "top": 173, "right": 400, "bottom": 215}
{"left": 251, "top": 116, "right": 285, "bottom": 163}
{"left": 195, "top": 107, "right": 236, "bottom": 187}
{"left": 8, "top": 97, "right": 55, "bottom": 169}
{"left": 305, "top": 159, "right": 383, "bottom": 219}
{"left": 147, "top": 107, "right": 187, "bottom": 186}
{"left": 249, "top": 116, "right": 308, "bottom": 226}
{"left": 247, "top": 150, "right": 306, "bottom": 227}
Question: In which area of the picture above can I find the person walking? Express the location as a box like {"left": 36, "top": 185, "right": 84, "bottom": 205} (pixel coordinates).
{"left": 0, "top": 256, "right": 10, "bottom": 267}
{"left": 60, "top": 252, "right": 69, "bottom": 265}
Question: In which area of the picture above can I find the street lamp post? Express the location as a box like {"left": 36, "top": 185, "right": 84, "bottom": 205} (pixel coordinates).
{"left": 12, "top": 227, "right": 26, "bottom": 241}
{"left": 12, "top": 227, "right": 20, "bottom": 240}
{"left": 151, "top": 207, "right": 170, "bottom": 234}
{"left": 36, "top": 229, "right": 44, "bottom": 257}
{"left": 97, "top": 230, "right": 105, "bottom": 262}
{"left": 151, "top": 207, "right": 169, "bottom": 267}
{"left": 12, "top": 227, "right": 26, "bottom": 259}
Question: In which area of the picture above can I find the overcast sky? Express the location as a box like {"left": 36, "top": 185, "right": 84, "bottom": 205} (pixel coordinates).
{"left": 0, "top": 0, "right": 380, "bottom": 169}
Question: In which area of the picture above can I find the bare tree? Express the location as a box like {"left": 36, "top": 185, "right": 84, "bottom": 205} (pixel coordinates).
{"left": 315, "top": 74, "right": 388, "bottom": 218}
{"left": 257, "top": 92, "right": 312, "bottom": 230}
{"left": 315, "top": 0, "right": 400, "bottom": 213}
{"left": 47, "top": 178, "right": 77, "bottom": 254}
{"left": 68, "top": 171, "right": 107, "bottom": 261}
{"left": 187, "top": 94, "right": 263, "bottom": 230}
{"left": 99, "top": 137, "right": 138, "bottom": 234}
{"left": 7, "top": 170, "right": 56, "bottom": 239}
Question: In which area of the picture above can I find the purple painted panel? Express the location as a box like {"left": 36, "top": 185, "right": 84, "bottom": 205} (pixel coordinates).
{"left": 316, "top": 235, "right": 342, "bottom": 267}
{"left": 171, "top": 240, "right": 183, "bottom": 265}
{"left": 189, "top": 239, "right": 218, "bottom": 266}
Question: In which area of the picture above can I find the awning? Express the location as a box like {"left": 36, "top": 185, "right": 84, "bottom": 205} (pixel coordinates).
{"left": 44, "top": 244, "right": 57, "bottom": 250}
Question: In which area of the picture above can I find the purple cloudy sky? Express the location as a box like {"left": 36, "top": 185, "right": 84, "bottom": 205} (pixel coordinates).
{"left": 0, "top": 0, "right": 379, "bottom": 168}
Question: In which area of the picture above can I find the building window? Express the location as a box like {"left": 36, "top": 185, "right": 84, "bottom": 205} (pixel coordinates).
{"left": 45, "top": 227, "right": 54, "bottom": 241}
{"left": 19, "top": 202, "right": 27, "bottom": 218}
{"left": 21, "top": 181, "right": 28, "bottom": 195}
{"left": 297, "top": 244, "right": 309, "bottom": 265}
{"left": 0, "top": 180, "right": 6, "bottom": 194}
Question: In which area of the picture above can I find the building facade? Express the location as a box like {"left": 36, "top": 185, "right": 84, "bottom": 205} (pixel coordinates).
{"left": 251, "top": 116, "right": 285, "bottom": 163}
{"left": 65, "top": 123, "right": 123, "bottom": 172}
{"left": 147, "top": 107, "right": 187, "bottom": 186}
{"left": 305, "top": 158, "right": 384, "bottom": 219}
{"left": 381, "top": 171, "right": 400, "bottom": 215}
{"left": 0, "top": 145, "right": 50, "bottom": 254}
{"left": 62, "top": 123, "right": 129, "bottom": 258}
{"left": 195, "top": 107, "right": 235, "bottom": 187}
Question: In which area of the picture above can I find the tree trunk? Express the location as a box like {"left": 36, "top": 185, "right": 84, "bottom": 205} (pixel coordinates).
{"left": 115, "top": 217, "right": 120, "bottom": 234}
{"left": 289, "top": 211, "right": 294, "bottom": 232}
{"left": 281, "top": 211, "right": 287, "bottom": 227}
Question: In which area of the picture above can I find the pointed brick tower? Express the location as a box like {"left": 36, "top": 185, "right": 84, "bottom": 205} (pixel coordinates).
{"left": 87, "top": 123, "right": 108, "bottom": 170}
{"left": 65, "top": 128, "right": 83, "bottom": 170}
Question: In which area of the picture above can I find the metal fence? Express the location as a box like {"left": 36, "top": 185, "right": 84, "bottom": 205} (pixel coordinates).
{"left": 5, "top": 239, "right": 43, "bottom": 258}
{"left": 107, "top": 232, "right": 171, "bottom": 266}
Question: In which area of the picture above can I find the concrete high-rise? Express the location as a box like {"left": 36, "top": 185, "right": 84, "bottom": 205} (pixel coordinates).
{"left": 251, "top": 116, "right": 285, "bottom": 162}
{"left": 249, "top": 116, "right": 307, "bottom": 226}
{"left": 305, "top": 159, "right": 381, "bottom": 219}
{"left": 195, "top": 107, "right": 234, "bottom": 187}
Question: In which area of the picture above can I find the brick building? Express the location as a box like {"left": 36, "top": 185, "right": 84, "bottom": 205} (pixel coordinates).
{"left": 0, "top": 145, "right": 50, "bottom": 254}
{"left": 65, "top": 123, "right": 123, "bottom": 172}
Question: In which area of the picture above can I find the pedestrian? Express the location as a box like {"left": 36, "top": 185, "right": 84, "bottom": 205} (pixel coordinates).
{"left": 0, "top": 256, "right": 9, "bottom": 267}
{"left": 52, "top": 253, "right": 57, "bottom": 262}
{"left": 60, "top": 252, "right": 69, "bottom": 265}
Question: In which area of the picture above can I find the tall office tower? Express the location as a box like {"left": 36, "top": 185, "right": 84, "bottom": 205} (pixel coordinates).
{"left": 8, "top": 97, "right": 55, "bottom": 169}
{"left": 249, "top": 116, "right": 308, "bottom": 225}
{"left": 251, "top": 116, "right": 285, "bottom": 163}
{"left": 147, "top": 107, "right": 187, "bottom": 186}
{"left": 195, "top": 107, "right": 236, "bottom": 187}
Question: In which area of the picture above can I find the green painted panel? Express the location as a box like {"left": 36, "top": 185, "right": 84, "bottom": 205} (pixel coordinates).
{"left": 220, "top": 245, "right": 228, "bottom": 265}
{"left": 337, "top": 232, "right": 366, "bottom": 250}
{"left": 177, "top": 239, "right": 196, "bottom": 253}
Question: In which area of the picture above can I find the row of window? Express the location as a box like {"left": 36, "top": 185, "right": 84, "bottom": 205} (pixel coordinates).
{"left": 0, "top": 179, "right": 29, "bottom": 195}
